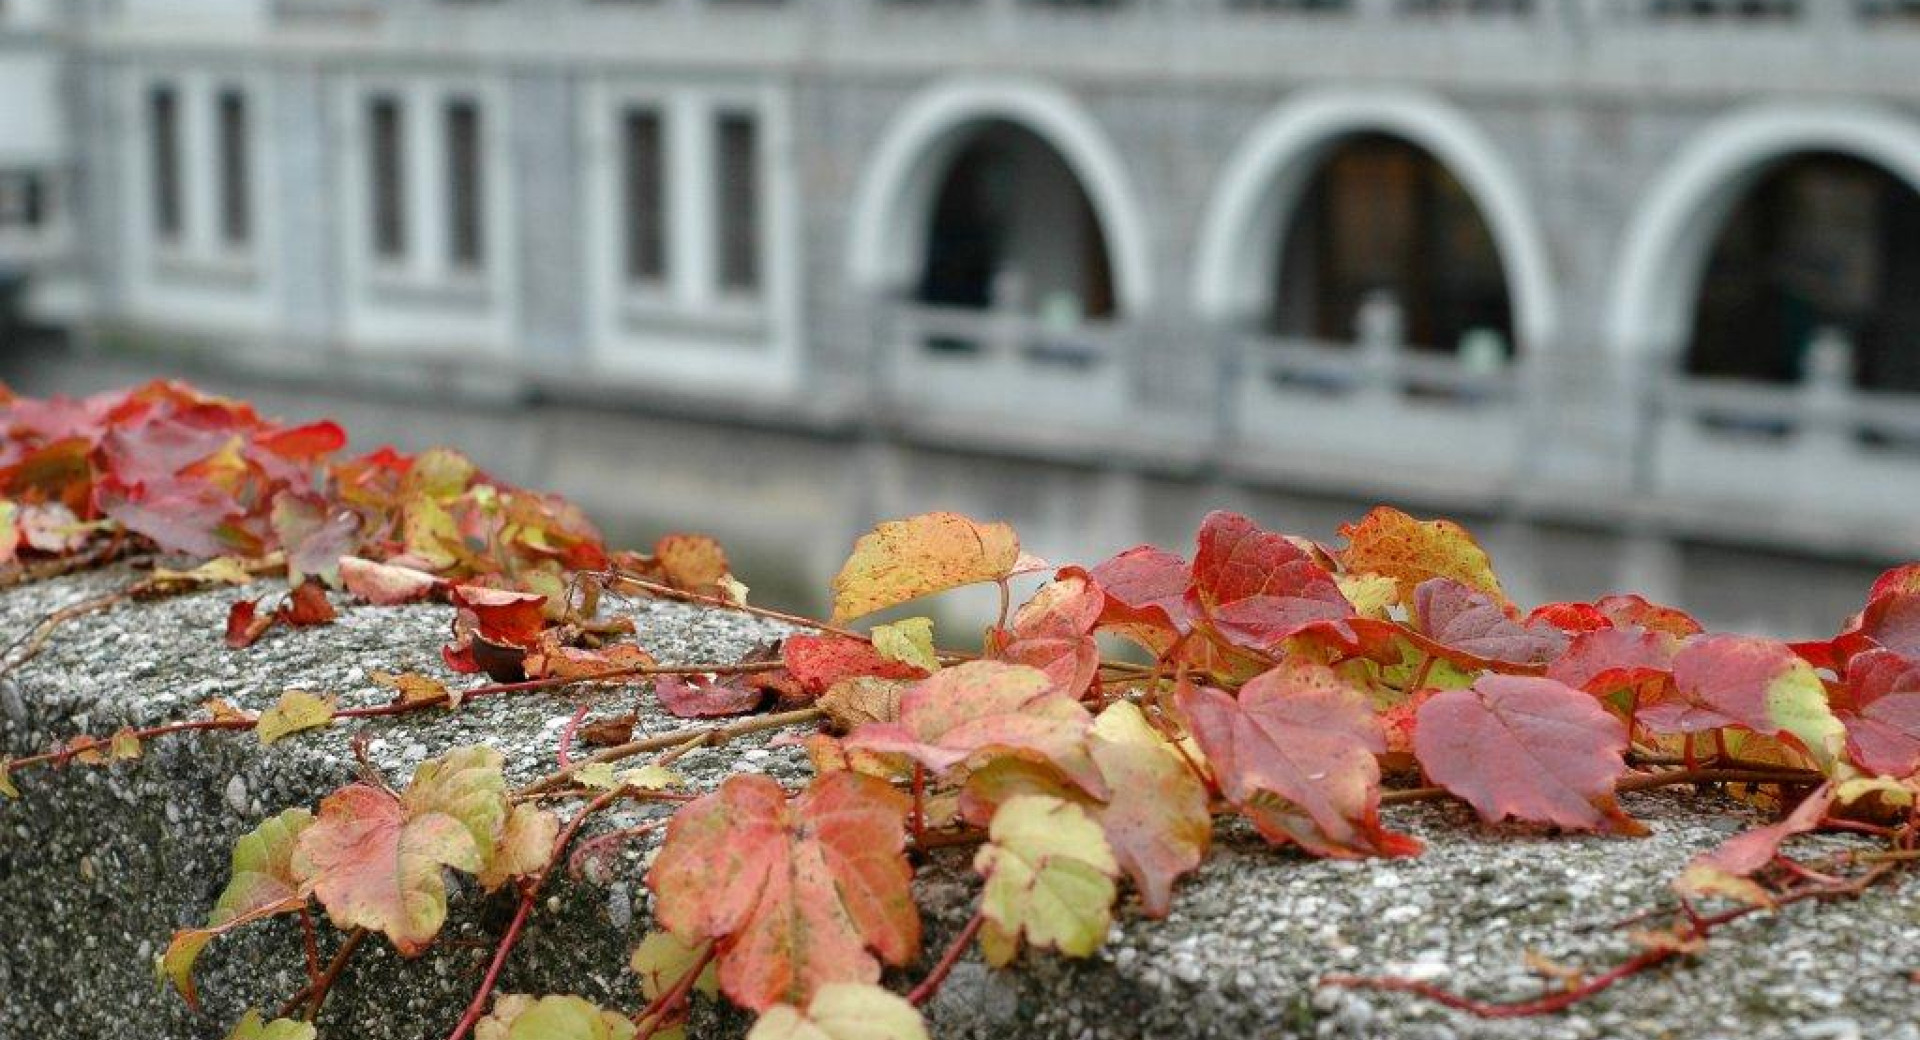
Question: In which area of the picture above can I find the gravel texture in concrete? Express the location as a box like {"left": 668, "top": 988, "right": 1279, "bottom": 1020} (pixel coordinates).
{"left": 1, "top": 568, "right": 1916, "bottom": 1040}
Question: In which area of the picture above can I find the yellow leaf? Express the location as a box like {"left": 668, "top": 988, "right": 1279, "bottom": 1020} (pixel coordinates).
{"left": 870, "top": 617, "right": 940, "bottom": 673}
{"left": 224, "top": 1009, "right": 317, "bottom": 1040}
{"left": 151, "top": 556, "right": 259, "bottom": 588}
{"left": 256, "top": 691, "right": 337, "bottom": 746}
{"left": 1337, "top": 506, "right": 1505, "bottom": 608}
{"left": 0, "top": 758, "right": 17, "bottom": 799}
{"left": 110, "top": 728, "right": 142, "bottom": 761}
{"left": 830, "top": 512, "right": 1021, "bottom": 624}
{"left": 746, "top": 983, "right": 929, "bottom": 1040}
{"left": 972, "top": 795, "right": 1118, "bottom": 966}
{"left": 630, "top": 931, "right": 719, "bottom": 1003}
{"left": 474, "top": 993, "right": 636, "bottom": 1040}
{"left": 371, "top": 671, "right": 457, "bottom": 709}
{"left": 477, "top": 804, "right": 559, "bottom": 892}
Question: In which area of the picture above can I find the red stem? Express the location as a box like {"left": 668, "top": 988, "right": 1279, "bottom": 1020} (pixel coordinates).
{"left": 632, "top": 943, "right": 719, "bottom": 1038}
{"left": 909, "top": 911, "right": 986, "bottom": 1007}
{"left": 557, "top": 702, "right": 592, "bottom": 769}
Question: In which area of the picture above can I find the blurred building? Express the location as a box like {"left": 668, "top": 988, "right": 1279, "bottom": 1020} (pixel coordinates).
{"left": 5, "top": 0, "right": 1920, "bottom": 622}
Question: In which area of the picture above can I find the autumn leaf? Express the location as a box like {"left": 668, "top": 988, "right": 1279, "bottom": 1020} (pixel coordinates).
{"left": 293, "top": 746, "right": 508, "bottom": 955}
{"left": 223, "top": 1010, "right": 317, "bottom": 1040}
{"left": 1, "top": 758, "right": 19, "bottom": 799}
{"left": 655, "top": 533, "right": 732, "bottom": 593}
{"left": 1085, "top": 546, "right": 1199, "bottom": 657}
{"left": 339, "top": 555, "right": 441, "bottom": 605}
{"left": 845, "top": 661, "right": 1107, "bottom": 798}
{"left": 816, "top": 676, "right": 907, "bottom": 732}
{"left": 371, "top": 670, "right": 456, "bottom": 709}
{"left": 973, "top": 794, "right": 1119, "bottom": 965}
{"left": 746, "top": 983, "right": 930, "bottom": 1040}
{"left": 1409, "top": 578, "right": 1567, "bottom": 672}
{"left": 1646, "top": 635, "right": 1849, "bottom": 773}
{"left": 452, "top": 585, "right": 549, "bottom": 648}
{"left": 829, "top": 512, "right": 1022, "bottom": 623}
{"left": 1337, "top": 506, "right": 1505, "bottom": 608}
{"left": 277, "top": 581, "right": 337, "bottom": 627}
{"left": 995, "top": 574, "right": 1104, "bottom": 700}
{"left": 782, "top": 634, "right": 927, "bottom": 695}
{"left": 256, "top": 691, "right": 336, "bottom": 745}
{"left": 477, "top": 803, "right": 560, "bottom": 891}
{"left": 1415, "top": 675, "right": 1644, "bottom": 834}
{"left": 269, "top": 490, "right": 359, "bottom": 586}
{"left": 1830, "top": 649, "right": 1920, "bottom": 778}
{"left": 647, "top": 771, "right": 920, "bottom": 1011}
{"left": 1675, "top": 783, "right": 1837, "bottom": 906}
{"left": 871, "top": 617, "right": 940, "bottom": 674}
{"left": 1177, "top": 662, "right": 1418, "bottom": 858}
{"left": 225, "top": 599, "right": 273, "bottom": 649}
{"left": 163, "top": 808, "right": 315, "bottom": 1007}
{"left": 1184, "top": 511, "right": 1364, "bottom": 654}
{"left": 475, "top": 994, "right": 637, "bottom": 1040}
{"left": 655, "top": 674, "right": 766, "bottom": 718}
{"left": 1545, "top": 627, "right": 1681, "bottom": 697}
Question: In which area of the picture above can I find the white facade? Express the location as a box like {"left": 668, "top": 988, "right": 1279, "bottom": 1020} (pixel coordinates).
{"left": 8, "top": 0, "right": 1920, "bottom": 561}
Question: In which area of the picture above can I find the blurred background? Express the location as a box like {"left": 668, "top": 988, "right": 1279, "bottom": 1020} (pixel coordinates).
{"left": 3, "top": 0, "right": 1918, "bottom": 634}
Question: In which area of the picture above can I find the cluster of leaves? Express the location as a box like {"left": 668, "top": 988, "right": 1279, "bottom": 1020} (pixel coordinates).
{"left": 4, "top": 381, "right": 1918, "bottom": 1039}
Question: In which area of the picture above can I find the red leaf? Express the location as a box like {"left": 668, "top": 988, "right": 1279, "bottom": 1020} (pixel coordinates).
{"left": 995, "top": 573, "right": 1104, "bottom": 699}
{"left": 95, "top": 475, "right": 246, "bottom": 558}
{"left": 1525, "top": 601, "right": 1613, "bottom": 634}
{"left": 1679, "top": 783, "right": 1836, "bottom": 898}
{"left": 647, "top": 771, "right": 919, "bottom": 1011}
{"left": 1184, "top": 511, "right": 1363, "bottom": 653}
{"left": 1176, "top": 662, "right": 1419, "bottom": 858}
{"left": 277, "top": 582, "right": 337, "bottom": 628}
{"left": 1414, "top": 675, "right": 1643, "bottom": 834}
{"left": 339, "top": 556, "right": 442, "bottom": 605}
{"left": 1410, "top": 578, "right": 1568, "bottom": 672}
{"left": 1593, "top": 594, "right": 1702, "bottom": 639}
{"left": 1831, "top": 649, "right": 1920, "bottom": 778}
{"left": 225, "top": 599, "right": 272, "bottom": 649}
{"left": 655, "top": 674, "right": 766, "bottom": 719}
{"left": 781, "top": 634, "right": 926, "bottom": 695}
{"left": 1086, "top": 546, "right": 1198, "bottom": 654}
{"left": 449, "top": 585, "right": 548, "bottom": 648}
{"left": 254, "top": 420, "right": 347, "bottom": 460}
{"left": 1545, "top": 627, "right": 1681, "bottom": 695}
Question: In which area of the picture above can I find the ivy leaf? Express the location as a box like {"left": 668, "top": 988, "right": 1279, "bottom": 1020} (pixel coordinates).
{"left": 870, "top": 617, "right": 940, "bottom": 674}
{"left": 829, "top": 512, "right": 1022, "bottom": 623}
{"left": 1415, "top": 675, "right": 1644, "bottom": 834}
{"left": 973, "top": 794, "right": 1119, "bottom": 966}
{"left": 477, "top": 804, "right": 560, "bottom": 892}
{"left": 452, "top": 586, "right": 549, "bottom": 648}
{"left": 224, "top": 1009, "right": 318, "bottom": 1040}
{"left": 1184, "top": 511, "right": 1363, "bottom": 653}
{"left": 339, "top": 555, "right": 442, "bottom": 605}
{"left": 654, "top": 533, "right": 733, "bottom": 595}
{"left": 1410, "top": 578, "right": 1568, "bottom": 672}
{"left": 1, "top": 758, "right": 18, "bottom": 799}
{"left": 631, "top": 930, "right": 720, "bottom": 1002}
{"left": 782, "top": 634, "right": 927, "bottom": 695}
{"left": 845, "top": 661, "right": 1107, "bottom": 798}
{"left": 995, "top": 573, "right": 1104, "bottom": 700}
{"left": 293, "top": 746, "right": 508, "bottom": 955}
{"left": 474, "top": 994, "right": 637, "bottom": 1040}
{"left": 655, "top": 674, "right": 765, "bottom": 719}
{"left": 816, "top": 676, "right": 908, "bottom": 733}
{"left": 1085, "top": 545, "right": 1199, "bottom": 657}
{"left": 1675, "top": 783, "right": 1837, "bottom": 906}
{"left": 256, "top": 691, "right": 336, "bottom": 746}
{"left": 161, "top": 808, "right": 316, "bottom": 1008}
{"left": 225, "top": 599, "right": 273, "bottom": 649}
{"left": 1645, "top": 635, "right": 1849, "bottom": 773}
{"left": 647, "top": 771, "right": 920, "bottom": 1011}
{"left": 1177, "top": 662, "right": 1418, "bottom": 858}
{"left": 1830, "top": 649, "right": 1920, "bottom": 778}
{"left": 371, "top": 670, "right": 456, "bottom": 709}
{"left": 269, "top": 490, "right": 359, "bottom": 587}
{"left": 1336, "top": 506, "right": 1505, "bottom": 609}
{"left": 746, "top": 983, "right": 929, "bottom": 1040}
{"left": 1545, "top": 627, "right": 1681, "bottom": 696}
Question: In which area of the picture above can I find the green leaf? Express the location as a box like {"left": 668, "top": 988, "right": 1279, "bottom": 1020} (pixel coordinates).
{"left": 870, "top": 617, "right": 940, "bottom": 674}
{"left": 256, "top": 691, "right": 336, "bottom": 746}
{"left": 630, "top": 930, "right": 719, "bottom": 1002}
{"left": 0, "top": 757, "right": 17, "bottom": 799}
{"left": 162, "top": 809, "right": 315, "bottom": 1008}
{"left": 972, "top": 795, "right": 1118, "bottom": 966}
{"left": 746, "top": 983, "right": 929, "bottom": 1040}
{"left": 224, "top": 1009, "right": 317, "bottom": 1040}
{"left": 475, "top": 994, "right": 637, "bottom": 1040}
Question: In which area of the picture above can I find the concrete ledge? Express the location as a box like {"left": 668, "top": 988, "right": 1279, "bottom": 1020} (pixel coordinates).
{"left": 1, "top": 569, "right": 1916, "bottom": 1040}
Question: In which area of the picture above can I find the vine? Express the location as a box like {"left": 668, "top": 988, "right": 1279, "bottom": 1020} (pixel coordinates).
{"left": 1, "top": 380, "right": 1917, "bottom": 1040}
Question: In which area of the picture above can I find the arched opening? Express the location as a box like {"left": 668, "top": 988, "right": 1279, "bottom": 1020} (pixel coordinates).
{"left": 1685, "top": 152, "right": 1920, "bottom": 391}
{"left": 914, "top": 120, "right": 1117, "bottom": 322}
{"left": 1270, "top": 133, "right": 1515, "bottom": 358}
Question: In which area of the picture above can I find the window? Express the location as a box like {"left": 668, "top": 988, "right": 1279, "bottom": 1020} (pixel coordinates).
{"left": 621, "top": 108, "right": 667, "bottom": 283}
{"left": 369, "top": 95, "right": 406, "bottom": 259}
{"left": 217, "top": 88, "right": 251, "bottom": 246}
{"left": 445, "top": 98, "right": 484, "bottom": 268}
{"left": 0, "top": 171, "right": 46, "bottom": 232}
{"left": 149, "top": 86, "right": 183, "bottom": 241}
{"left": 715, "top": 111, "right": 760, "bottom": 294}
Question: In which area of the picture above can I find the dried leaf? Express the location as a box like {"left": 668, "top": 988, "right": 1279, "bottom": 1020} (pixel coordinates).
{"left": 340, "top": 555, "right": 441, "bottom": 605}
{"left": 256, "top": 691, "right": 337, "bottom": 746}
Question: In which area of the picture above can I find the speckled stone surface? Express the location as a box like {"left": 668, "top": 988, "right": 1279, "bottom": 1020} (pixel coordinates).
{"left": 2, "top": 568, "right": 1918, "bottom": 1040}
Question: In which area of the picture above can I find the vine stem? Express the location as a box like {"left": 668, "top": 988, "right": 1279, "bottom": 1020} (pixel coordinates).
{"left": 908, "top": 910, "right": 986, "bottom": 1007}
{"left": 444, "top": 784, "right": 629, "bottom": 1040}
{"left": 1378, "top": 765, "right": 1824, "bottom": 806}
{"left": 276, "top": 926, "right": 367, "bottom": 1022}
{"left": 607, "top": 573, "right": 866, "bottom": 641}
{"left": 517, "top": 707, "right": 824, "bottom": 797}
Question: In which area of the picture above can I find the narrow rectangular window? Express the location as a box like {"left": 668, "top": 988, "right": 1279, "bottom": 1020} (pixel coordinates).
{"left": 445, "top": 98, "right": 484, "bottom": 268}
{"left": 715, "top": 111, "right": 760, "bottom": 294}
{"left": 621, "top": 108, "right": 666, "bottom": 283}
{"left": 217, "top": 88, "right": 251, "bottom": 246}
{"left": 0, "top": 171, "right": 46, "bottom": 231}
{"left": 149, "top": 85, "right": 182, "bottom": 241}
{"left": 369, "top": 95, "right": 406, "bottom": 259}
